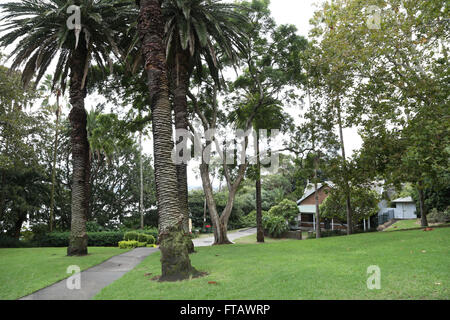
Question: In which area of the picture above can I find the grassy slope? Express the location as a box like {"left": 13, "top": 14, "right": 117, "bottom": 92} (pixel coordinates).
{"left": 0, "top": 247, "right": 128, "bottom": 300}
{"left": 384, "top": 219, "right": 450, "bottom": 231}
{"left": 384, "top": 219, "right": 421, "bottom": 231}
{"left": 95, "top": 228, "right": 449, "bottom": 300}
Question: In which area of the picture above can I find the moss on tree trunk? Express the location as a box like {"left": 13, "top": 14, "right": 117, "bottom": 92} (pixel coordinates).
{"left": 159, "top": 227, "right": 199, "bottom": 281}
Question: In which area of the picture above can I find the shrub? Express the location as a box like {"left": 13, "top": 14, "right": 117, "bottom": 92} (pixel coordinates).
{"left": 118, "top": 240, "right": 139, "bottom": 249}
{"left": 0, "top": 235, "right": 33, "bottom": 248}
{"left": 427, "top": 207, "right": 450, "bottom": 224}
{"left": 33, "top": 232, "right": 124, "bottom": 247}
{"left": 262, "top": 214, "right": 289, "bottom": 238}
{"left": 145, "top": 234, "right": 156, "bottom": 244}
{"left": 123, "top": 231, "right": 139, "bottom": 241}
{"left": 87, "top": 232, "right": 124, "bottom": 246}
{"left": 268, "top": 199, "right": 298, "bottom": 225}
{"left": 33, "top": 232, "right": 70, "bottom": 247}
{"left": 240, "top": 210, "right": 269, "bottom": 228}
{"left": 137, "top": 233, "right": 155, "bottom": 244}
{"left": 146, "top": 244, "right": 157, "bottom": 248}
{"left": 306, "top": 230, "right": 345, "bottom": 239}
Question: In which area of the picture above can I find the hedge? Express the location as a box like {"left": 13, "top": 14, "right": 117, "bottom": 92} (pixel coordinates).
{"left": 0, "top": 235, "right": 34, "bottom": 248}
{"left": 32, "top": 231, "right": 124, "bottom": 247}
{"left": 1, "top": 229, "right": 159, "bottom": 248}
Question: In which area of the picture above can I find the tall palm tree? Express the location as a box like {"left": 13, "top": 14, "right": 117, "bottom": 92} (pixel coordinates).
{"left": 0, "top": 0, "right": 136, "bottom": 255}
{"left": 137, "top": 0, "right": 198, "bottom": 281}
{"left": 162, "top": 0, "right": 248, "bottom": 245}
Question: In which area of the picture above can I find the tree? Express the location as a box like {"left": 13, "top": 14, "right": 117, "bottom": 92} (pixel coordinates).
{"left": 320, "top": 185, "right": 380, "bottom": 228}
{"left": 162, "top": 0, "right": 248, "bottom": 251}
{"left": 0, "top": 0, "right": 136, "bottom": 255}
{"left": 0, "top": 63, "right": 48, "bottom": 237}
{"left": 38, "top": 75, "right": 64, "bottom": 232}
{"left": 312, "top": 0, "right": 449, "bottom": 227}
{"left": 137, "top": 0, "right": 198, "bottom": 281}
{"left": 221, "top": 0, "right": 305, "bottom": 243}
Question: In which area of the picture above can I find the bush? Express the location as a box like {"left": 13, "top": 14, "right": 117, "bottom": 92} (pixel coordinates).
{"left": 239, "top": 210, "right": 269, "bottom": 228}
{"left": 123, "top": 231, "right": 139, "bottom": 241}
{"left": 262, "top": 215, "right": 289, "bottom": 238}
{"left": 427, "top": 207, "right": 450, "bottom": 224}
{"left": 0, "top": 235, "right": 33, "bottom": 248}
{"left": 306, "top": 230, "right": 345, "bottom": 239}
{"left": 268, "top": 199, "right": 298, "bottom": 225}
{"left": 33, "top": 232, "right": 70, "bottom": 247}
{"left": 141, "top": 228, "right": 158, "bottom": 241}
{"left": 146, "top": 244, "right": 157, "bottom": 248}
{"left": 87, "top": 232, "right": 124, "bottom": 246}
{"left": 118, "top": 240, "right": 139, "bottom": 249}
{"left": 33, "top": 232, "right": 124, "bottom": 247}
{"left": 137, "top": 233, "right": 155, "bottom": 244}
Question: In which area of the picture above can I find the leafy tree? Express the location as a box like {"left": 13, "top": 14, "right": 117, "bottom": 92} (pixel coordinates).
{"left": 320, "top": 186, "right": 380, "bottom": 227}
{"left": 0, "top": 0, "right": 136, "bottom": 255}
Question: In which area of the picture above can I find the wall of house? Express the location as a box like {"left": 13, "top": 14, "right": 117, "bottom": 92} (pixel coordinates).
{"left": 394, "top": 203, "right": 417, "bottom": 219}
{"left": 300, "top": 187, "right": 330, "bottom": 205}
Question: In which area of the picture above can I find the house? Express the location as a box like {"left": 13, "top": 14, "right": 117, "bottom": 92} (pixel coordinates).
{"left": 297, "top": 181, "right": 416, "bottom": 231}
{"left": 378, "top": 196, "right": 417, "bottom": 224}
{"left": 296, "top": 182, "right": 347, "bottom": 231}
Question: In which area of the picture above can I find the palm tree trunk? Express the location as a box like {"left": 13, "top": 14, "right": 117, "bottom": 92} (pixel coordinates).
{"left": 67, "top": 40, "right": 89, "bottom": 256}
{"left": 255, "top": 131, "right": 264, "bottom": 242}
{"left": 139, "top": 129, "right": 144, "bottom": 229}
{"left": 170, "top": 51, "right": 194, "bottom": 253}
{"left": 138, "top": 0, "right": 196, "bottom": 281}
{"left": 50, "top": 92, "right": 61, "bottom": 232}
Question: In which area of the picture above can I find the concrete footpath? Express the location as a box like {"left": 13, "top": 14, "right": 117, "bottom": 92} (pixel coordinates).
{"left": 20, "top": 247, "right": 158, "bottom": 300}
{"left": 20, "top": 228, "right": 256, "bottom": 300}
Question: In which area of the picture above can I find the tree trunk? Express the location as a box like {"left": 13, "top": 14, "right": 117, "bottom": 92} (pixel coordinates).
{"left": 199, "top": 163, "right": 232, "bottom": 245}
{"left": 138, "top": 0, "right": 196, "bottom": 281}
{"left": 170, "top": 51, "right": 194, "bottom": 253}
{"left": 336, "top": 102, "right": 353, "bottom": 235}
{"left": 67, "top": 39, "right": 89, "bottom": 256}
{"left": 314, "top": 154, "right": 321, "bottom": 238}
{"left": 255, "top": 131, "right": 264, "bottom": 242}
{"left": 10, "top": 211, "right": 26, "bottom": 239}
{"left": 418, "top": 182, "right": 428, "bottom": 227}
{"left": 139, "top": 129, "right": 144, "bottom": 229}
{"left": 50, "top": 92, "right": 61, "bottom": 232}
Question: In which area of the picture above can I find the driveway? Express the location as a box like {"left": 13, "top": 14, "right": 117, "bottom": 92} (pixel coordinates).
{"left": 192, "top": 227, "right": 257, "bottom": 247}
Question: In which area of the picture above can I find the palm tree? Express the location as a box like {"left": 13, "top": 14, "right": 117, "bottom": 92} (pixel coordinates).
{"left": 0, "top": 0, "right": 136, "bottom": 255}
{"left": 137, "top": 0, "right": 198, "bottom": 281}
{"left": 162, "top": 0, "right": 248, "bottom": 247}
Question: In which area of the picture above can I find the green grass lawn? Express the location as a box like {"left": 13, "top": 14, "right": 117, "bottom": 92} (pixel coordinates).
{"left": 0, "top": 247, "right": 128, "bottom": 300}
{"left": 95, "top": 228, "right": 450, "bottom": 300}
{"left": 384, "top": 219, "right": 421, "bottom": 231}
{"left": 385, "top": 219, "right": 450, "bottom": 231}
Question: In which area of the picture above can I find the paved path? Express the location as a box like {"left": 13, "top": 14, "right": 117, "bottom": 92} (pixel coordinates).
{"left": 192, "top": 227, "right": 256, "bottom": 247}
{"left": 20, "top": 247, "right": 158, "bottom": 300}
{"left": 20, "top": 228, "right": 256, "bottom": 300}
